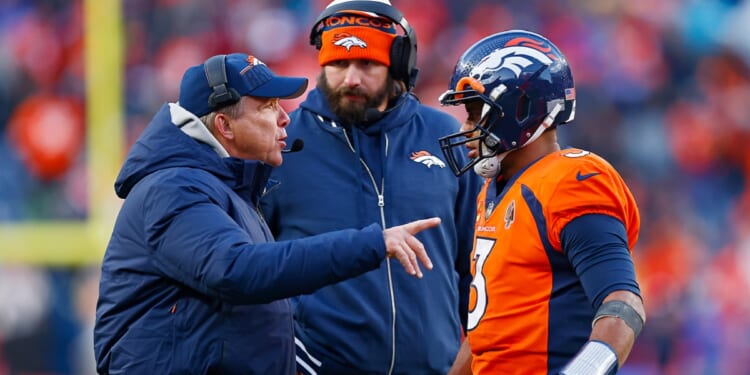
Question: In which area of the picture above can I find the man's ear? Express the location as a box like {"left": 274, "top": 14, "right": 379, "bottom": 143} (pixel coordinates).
{"left": 213, "top": 113, "right": 235, "bottom": 140}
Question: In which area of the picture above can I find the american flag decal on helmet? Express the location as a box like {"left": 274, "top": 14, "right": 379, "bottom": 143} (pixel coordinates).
{"left": 565, "top": 88, "right": 576, "bottom": 100}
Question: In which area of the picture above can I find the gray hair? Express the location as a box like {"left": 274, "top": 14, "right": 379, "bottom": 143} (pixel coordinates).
{"left": 199, "top": 99, "right": 245, "bottom": 131}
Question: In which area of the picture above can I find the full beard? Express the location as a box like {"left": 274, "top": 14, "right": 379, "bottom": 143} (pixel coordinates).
{"left": 318, "top": 72, "right": 393, "bottom": 126}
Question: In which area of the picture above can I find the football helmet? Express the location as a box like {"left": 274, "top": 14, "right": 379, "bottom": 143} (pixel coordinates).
{"left": 438, "top": 30, "right": 576, "bottom": 176}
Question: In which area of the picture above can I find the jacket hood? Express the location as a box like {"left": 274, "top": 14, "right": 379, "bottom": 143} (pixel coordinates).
{"left": 298, "top": 88, "right": 420, "bottom": 135}
{"left": 114, "top": 103, "right": 272, "bottom": 202}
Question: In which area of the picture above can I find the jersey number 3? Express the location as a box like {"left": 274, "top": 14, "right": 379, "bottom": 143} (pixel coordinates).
{"left": 468, "top": 237, "right": 495, "bottom": 330}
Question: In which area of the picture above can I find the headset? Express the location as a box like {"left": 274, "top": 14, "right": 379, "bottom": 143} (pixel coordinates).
{"left": 309, "top": 0, "right": 419, "bottom": 90}
{"left": 204, "top": 54, "right": 241, "bottom": 110}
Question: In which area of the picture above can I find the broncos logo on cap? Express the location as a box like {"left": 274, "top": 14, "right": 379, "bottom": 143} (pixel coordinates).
{"left": 410, "top": 151, "right": 446, "bottom": 168}
{"left": 469, "top": 41, "right": 555, "bottom": 82}
{"left": 333, "top": 33, "right": 367, "bottom": 51}
{"left": 241, "top": 55, "right": 266, "bottom": 75}
{"left": 246, "top": 55, "right": 266, "bottom": 66}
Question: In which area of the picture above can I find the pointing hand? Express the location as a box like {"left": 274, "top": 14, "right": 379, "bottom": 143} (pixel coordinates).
{"left": 382, "top": 217, "right": 441, "bottom": 278}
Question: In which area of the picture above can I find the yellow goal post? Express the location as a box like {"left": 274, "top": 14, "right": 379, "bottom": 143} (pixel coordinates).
{"left": 0, "top": 0, "right": 123, "bottom": 266}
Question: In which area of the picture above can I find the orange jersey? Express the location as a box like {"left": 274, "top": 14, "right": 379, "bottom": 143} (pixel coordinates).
{"left": 467, "top": 148, "right": 640, "bottom": 375}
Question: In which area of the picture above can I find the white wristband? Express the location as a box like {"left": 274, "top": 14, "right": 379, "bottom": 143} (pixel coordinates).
{"left": 559, "top": 340, "right": 618, "bottom": 375}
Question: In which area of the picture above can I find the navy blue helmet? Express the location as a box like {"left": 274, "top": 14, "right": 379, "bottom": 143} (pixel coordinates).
{"left": 438, "top": 30, "right": 576, "bottom": 176}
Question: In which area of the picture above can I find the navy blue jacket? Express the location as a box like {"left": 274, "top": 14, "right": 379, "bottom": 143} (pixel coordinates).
{"left": 94, "top": 103, "right": 389, "bottom": 374}
{"left": 261, "top": 90, "right": 481, "bottom": 374}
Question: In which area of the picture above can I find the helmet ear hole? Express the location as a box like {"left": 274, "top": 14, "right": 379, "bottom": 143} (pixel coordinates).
{"left": 516, "top": 93, "right": 531, "bottom": 123}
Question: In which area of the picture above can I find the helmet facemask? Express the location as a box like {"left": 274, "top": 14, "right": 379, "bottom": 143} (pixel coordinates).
{"left": 438, "top": 83, "right": 506, "bottom": 176}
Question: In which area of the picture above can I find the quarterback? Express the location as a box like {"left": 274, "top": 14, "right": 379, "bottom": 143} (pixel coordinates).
{"left": 442, "top": 30, "right": 646, "bottom": 375}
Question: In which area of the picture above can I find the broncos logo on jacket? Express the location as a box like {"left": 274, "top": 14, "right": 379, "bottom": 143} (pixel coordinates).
{"left": 410, "top": 150, "right": 446, "bottom": 168}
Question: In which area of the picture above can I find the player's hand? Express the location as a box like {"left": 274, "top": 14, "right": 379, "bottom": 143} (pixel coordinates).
{"left": 382, "top": 217, "right": 440, "bottom": 278}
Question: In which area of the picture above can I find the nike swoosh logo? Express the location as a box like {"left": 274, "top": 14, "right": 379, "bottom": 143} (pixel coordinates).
{"left": 576, "top": 171, "right": 600, "bottom": 181}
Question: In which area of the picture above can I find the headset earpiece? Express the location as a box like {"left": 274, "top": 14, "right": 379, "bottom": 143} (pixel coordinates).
{"left": 389, "top": 35, "right": 418, "bottom": 89}
{"left": 204, "top": 55, "right": 241, "bottom": 109}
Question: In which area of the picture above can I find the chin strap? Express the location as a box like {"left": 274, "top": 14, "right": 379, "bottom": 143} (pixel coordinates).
{"left": 473, "top": 148, "right": 510, "bottom": 179}
{"left": 522, "top": 102, "right": 563, "bottom": 148}
{"left": 473, "top": 157, "right": 500, "bottom": 178}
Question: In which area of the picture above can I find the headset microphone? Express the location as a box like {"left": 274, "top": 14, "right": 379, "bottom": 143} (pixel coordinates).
{"left": 363, "top": 93, "right": 409, "bottom": 123}
{"left": 282, "top": 139, "right": 304, "bottom": 153}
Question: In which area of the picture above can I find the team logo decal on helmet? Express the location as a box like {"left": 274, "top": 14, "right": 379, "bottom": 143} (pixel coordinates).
{"left": 469, "top": 39, "right": 555, "bottom": 81}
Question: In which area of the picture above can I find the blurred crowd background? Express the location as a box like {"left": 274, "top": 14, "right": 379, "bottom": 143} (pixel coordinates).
{"left": 1, "top": 0, "right": 749, "bottom": 374}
